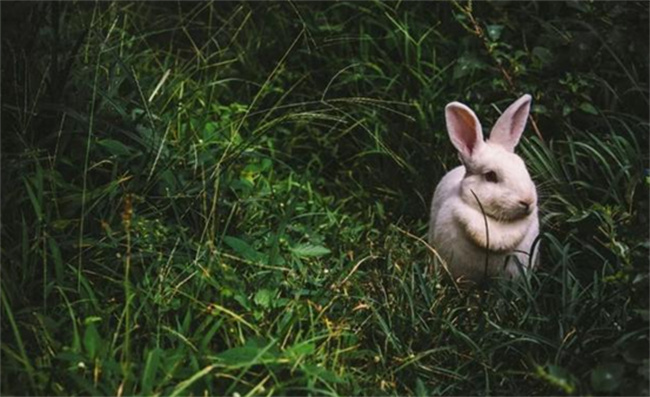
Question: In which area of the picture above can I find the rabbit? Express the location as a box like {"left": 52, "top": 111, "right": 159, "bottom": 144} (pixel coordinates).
{"left": 428, "top": 94, "right": 540, "bottom": 284}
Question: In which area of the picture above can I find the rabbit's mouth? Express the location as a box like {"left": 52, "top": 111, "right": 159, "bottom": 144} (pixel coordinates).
{"left": 491, "top": 205, "right": 534, "bottom": 222}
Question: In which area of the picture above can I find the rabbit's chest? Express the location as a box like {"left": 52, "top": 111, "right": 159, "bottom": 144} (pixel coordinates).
{"left": 435, "top": 230, "right": 515, "bottom": 280}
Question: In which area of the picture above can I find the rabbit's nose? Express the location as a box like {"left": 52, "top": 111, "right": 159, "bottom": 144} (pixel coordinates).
{"left": 519, "top": 200, "right": 531, "bottom": 213}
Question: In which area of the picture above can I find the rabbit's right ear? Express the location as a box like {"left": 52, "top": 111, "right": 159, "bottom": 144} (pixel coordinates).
{"left": 445, "top": 102, "right": 484, "bottom": 159}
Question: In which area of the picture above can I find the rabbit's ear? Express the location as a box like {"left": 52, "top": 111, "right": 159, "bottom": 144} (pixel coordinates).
{"left": 489, "top": 94, "right": 532, "bottom": 152}
{"left": 445, "top": 102, "right": 484, "bottom": 159}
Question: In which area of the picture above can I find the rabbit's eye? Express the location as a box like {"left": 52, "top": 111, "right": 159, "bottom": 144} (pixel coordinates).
{"left": 484, "top": 171, "right": 498, "bottom": 183}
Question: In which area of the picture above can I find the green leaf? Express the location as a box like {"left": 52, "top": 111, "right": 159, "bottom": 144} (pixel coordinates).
{"left": 532, "top": 104, "right": 548, "bottom": 115}
{"left": 23, "top": 178, "right": 42, "bottom": 222}
{"left": 254, "top": 289, "right": 274, "bottom": 308}
{"left": 223, "top": 236, "right": 265, "bottom": 262}
{"left": 591, "top": 363, "right": 625, "bottom": 392}
{"left": 83, "top": 323, "right": 101, "bottom": 360}
{"left": 580, "top": 102, "right": 599, "bottom": 115}
{"left": 284, "top": 342, "right": 315, "bottom": 358}
{"left": 452, "top": 55, "right": 485, "bottom": 80}
{"left": 214, "top": 339, "right": 278, "bottom": 366}
{"left": 97, "top": 139, "right": 132, "bottom": 157}
{"left": 48, "top": 238, "right": 65, "bottom": 284}
{"left": 83, "top": 316, "right": 102, "bottom": 326}
{"left": 169, "top": 364, "right": 216, "bottom": 397}
{"left": 301, "top": 364, "right": 344, "bottom": 383}
{"left": 536, "top": 364, "right": 576, "bottom": 394}
{"left": 202, "top": 121, "right": 218, "bottom": 139}
{"left": 487, "top": 24, "right": 504, "bottom": 41}
{"left": 141, "top": 348, "right": 163, "bottom": 395}
{"left": 415, "top": 378, "right": 428, "bottom": 397}
{"left": 290, "top": 244, "right": 331, "bottom": 258}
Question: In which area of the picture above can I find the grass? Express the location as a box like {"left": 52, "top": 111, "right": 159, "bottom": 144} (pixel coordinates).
{"left": 1, "top": 1, "right": 648, "bottom": 395}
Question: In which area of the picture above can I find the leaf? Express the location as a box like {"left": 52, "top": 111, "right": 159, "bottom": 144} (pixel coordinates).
{"left": 532, "top": 104, "right": 548, "bottom": 115}
{"left": 83, "top": 323, "right": 101, "bottom": 360}
{"left": 83, "top": 316, "right": 102, "bottom": 325}
{"left": 254, "top": 289, "right": 274, "bottom": 309}
{"left": 284, "top": 342, "right": 316, "bottom": 358}
{"left": 580, "top": 102, "right": 599, "bottom": 115}
{"left": 23, "top": 178, "right": 42, "bottom": 221}
{"left": 415, "top": 378, "right": 428, "bottom": 397}
{"left": 566, "top": 210, "right": 592, "bottom": 222}
{"left": 290, "top": 244, "right": 331, "bottom": 258}
{"left": 48, "top": 238, "right": 65, "bottom": 284}
{"left": 214, "top": 339, "right": 278, "bottom": 366}
{"left": 169, "top": 364, "right": 216, "bottom": 397}
{"left": 487, "top": 24, "right": 504, "bottom": 41}
{"left": 202, "top": 121, "right": 218, "bottom": 140}
{"left": 97, "top": 139, "right": 132, "bottom": 157}
{"left": 141, "top": 348, "right": 162, "bottom": 395}
{"left": 591, "top": 363, "right": 625, "bottom": 392}
{"left": 301, "top": 364, "right": 344, "bottom": 383}
{"left": 536, "top": 364, "right": 576, "bottom": 394}
{"left": 223, "top": 236, "right": 265, "bottom": 262}
{"left": 233, "top": 292, "right": 251, "bottom": 310}
{"left": 452, "top": 54, "right": 485, "bottom": 80}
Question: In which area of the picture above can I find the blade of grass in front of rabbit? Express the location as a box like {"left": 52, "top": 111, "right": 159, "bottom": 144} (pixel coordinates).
{"left": 469, "top": 188, "right": 495, "bottom": 351}
{"left": 470, "top": 189, "right": 490, "bottom": 282}
{"left": 530, "top": 234, "right": 543, "bottom": 269}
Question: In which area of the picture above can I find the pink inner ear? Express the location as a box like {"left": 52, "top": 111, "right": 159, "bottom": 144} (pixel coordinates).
{"left": 459, "top": 111, "right": 479, "bottom": 154}
{"left": 447, "top": 106, "right": 480, "bottom": 156}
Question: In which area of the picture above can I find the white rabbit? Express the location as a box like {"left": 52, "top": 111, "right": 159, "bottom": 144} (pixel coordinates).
{"left": 428, "top": 94, "right": 540, "bottom": 284}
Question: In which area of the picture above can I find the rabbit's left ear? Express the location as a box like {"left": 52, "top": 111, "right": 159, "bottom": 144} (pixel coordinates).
{"left": 489, "top": 94, "right": 532, "bottom": 152}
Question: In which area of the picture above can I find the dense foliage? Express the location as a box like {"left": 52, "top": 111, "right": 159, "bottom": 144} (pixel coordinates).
{"left": 2, "top": 1, "right": 648, "bottom": 395}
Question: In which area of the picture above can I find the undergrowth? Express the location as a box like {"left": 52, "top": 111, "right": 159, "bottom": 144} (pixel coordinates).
{"left": 1, "top": 1, "right": 648, "bottom": 395}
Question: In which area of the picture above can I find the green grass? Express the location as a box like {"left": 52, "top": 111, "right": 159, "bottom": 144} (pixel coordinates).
{"left": 1, "top": 1, "right": 648, "bottom": 395}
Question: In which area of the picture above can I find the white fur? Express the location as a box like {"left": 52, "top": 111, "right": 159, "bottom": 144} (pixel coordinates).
{"left": 428, "top": 95, "right": 540, "bottom": 283}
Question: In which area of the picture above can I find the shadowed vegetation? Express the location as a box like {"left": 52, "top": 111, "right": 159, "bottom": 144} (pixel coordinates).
{"left": 1, "top": 1, "right": 648, "bottom": 395}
